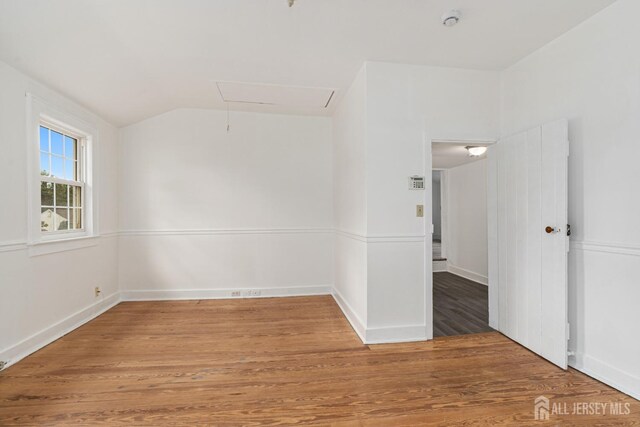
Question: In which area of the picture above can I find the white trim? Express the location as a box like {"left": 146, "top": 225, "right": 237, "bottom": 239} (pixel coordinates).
{"left": 365, "top": 324, "right": 428, "bottom": 344}
{"left": 26, "top": 93, "right": 99, "bottom": 250}
{"left": 331, "top": 288, "right": 366, "bottom": 343}
{"left": 0, "top": 240, "right": 28, "bottom": 253}
{"left": 424, "top": 134, "right": 434, "bottom": 341}
{"left": 121, "top": 285, "right": 333, "bottom": 302}
{"left": 334, "top": 229, "right": 425, "bottom": 244}
{"left": 447, "top": 264, "right": 489, "bottom": 286}
{"left": 120, "top": 228, "right": 334, "bottom": 237}
{"left": 571, "top": 240, "right": 640, "bottom": 257}
{"left": 28, "top": 235, "right": 99, "bottom": 257}
{"left": 571, "top": 352, "right": 640, "bottom": 401}
{"left": 431, "top": 138, "right": 497, "bottom": 145}
{"left": 433, "top": 259, "right": 448, "bottom": 272}
{"left": 0, "top": 292, "right": 120, "bottom": 370}
{"left": 332, "top": 288, "right": 427, "bottom": 345}
{"left": 334, "top": 229, "right": 368, "bottom": 242}
{"left": 366, "top": 235, "right": 425, "bottom": 243}
{"left": 0, "top": 234, "right": 114, "bottom": 254}
{"left": 0, "top": 228, "right": 424, "bottom": 253}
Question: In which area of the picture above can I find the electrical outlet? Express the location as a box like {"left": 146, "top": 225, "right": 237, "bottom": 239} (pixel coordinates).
{"left": 416, "top": 205, "right": 424, "bottom": 217}
{"left": 249, "top": 290, "right": 261, "bottom": 297}
{"left": 231, "top": 291, "right": 241, "bottom": 297}
{"left": 94, "top": 286, "right": 101, "bottom": 297}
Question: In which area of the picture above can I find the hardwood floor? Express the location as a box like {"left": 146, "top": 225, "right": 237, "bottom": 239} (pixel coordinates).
{"left": 434, "top": 272, "right": 494, "bottom": 337}
{"left": 1, "top": 296, "right": 638, "bottom": 425}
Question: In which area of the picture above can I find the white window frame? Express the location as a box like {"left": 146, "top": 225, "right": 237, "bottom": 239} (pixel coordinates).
{"left": 27, "top": 93, "right": 98, "bottom": 252}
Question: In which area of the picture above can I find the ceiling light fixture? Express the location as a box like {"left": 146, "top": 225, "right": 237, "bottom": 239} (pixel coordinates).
{"left": 442, "top": 10, "right": 461, "bottom": 27}
{"left": 288, "top": 0, "right": 295, "bottom": 7}
{"left": 466, "top": 146, "right": 487, "bottom": 157}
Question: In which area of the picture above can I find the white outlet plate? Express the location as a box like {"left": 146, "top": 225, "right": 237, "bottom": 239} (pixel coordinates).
{"left": 231, "top": 291, "right": 241, "bottom": 297}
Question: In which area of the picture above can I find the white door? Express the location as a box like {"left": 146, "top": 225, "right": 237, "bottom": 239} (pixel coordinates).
{"left": 487, "top": 119, "right": 569, "bottom": 369}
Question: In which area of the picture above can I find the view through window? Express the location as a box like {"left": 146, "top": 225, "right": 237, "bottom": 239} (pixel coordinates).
{"left": 39, "top": 124, "right": 83, "bottom": 232}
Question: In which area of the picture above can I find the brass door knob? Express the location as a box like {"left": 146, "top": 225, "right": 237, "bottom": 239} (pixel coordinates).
{"left": 545, "top": 226, "right": 558, "bottom": 234}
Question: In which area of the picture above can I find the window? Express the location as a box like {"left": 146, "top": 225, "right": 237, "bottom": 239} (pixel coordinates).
{"left": 27, "top": 93, "right": 97, "bottom": 250}
{"left": 39, "top": 124, "right": 85, "bottom": 233}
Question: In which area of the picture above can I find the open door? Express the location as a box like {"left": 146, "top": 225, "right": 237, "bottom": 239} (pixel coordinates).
{"left": 488, "top": 119, "right": 569, "bottom": 369}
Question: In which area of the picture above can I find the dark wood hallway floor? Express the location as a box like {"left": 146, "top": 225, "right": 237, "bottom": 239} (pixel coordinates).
{"left": 434, "top": 271, "right": 494, "bottom": 337}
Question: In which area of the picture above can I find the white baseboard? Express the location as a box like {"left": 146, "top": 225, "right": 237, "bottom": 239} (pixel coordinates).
{"left": 331, "top": 289, "right": 366, "bottom": 343}
{"left": 433, "top": 260, "right": 448, "bottom": 272}
{"left": 365, "top": 324, "right": 427, "bottom": 344}
{"left": 3, "top": 283, "right": 637, "bottom": 405}
{"left": 331, "top": 289, "right": 427, "bottom": 345}
{"left": 571, "top": 352, "right": 640, "bottom": 401}
{"left": 447, "top": 264, "right": 488, "bottom": 286}
{"left": 120, "top": 285, "right": 333, "bottom": 302}
{"left": 0, "top": 292, "right": 120, "bottom": 370}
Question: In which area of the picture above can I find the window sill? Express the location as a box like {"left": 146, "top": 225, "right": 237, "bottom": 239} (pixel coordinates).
{"left": 28, "top": 234, "right": 99, "bottom": 257}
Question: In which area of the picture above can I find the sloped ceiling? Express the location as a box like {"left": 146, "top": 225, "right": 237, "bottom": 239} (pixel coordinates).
{"left": 0, "top": 0, "right": 616, "bottom": 126}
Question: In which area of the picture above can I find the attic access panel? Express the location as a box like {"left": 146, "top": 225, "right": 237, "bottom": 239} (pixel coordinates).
{"left": 216, "top": 81, "right": 335, "bottom": 108}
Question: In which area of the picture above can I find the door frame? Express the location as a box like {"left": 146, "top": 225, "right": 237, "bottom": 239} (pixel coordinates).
{"left": 432, "top": 168, "right": 447, "bottom": 262}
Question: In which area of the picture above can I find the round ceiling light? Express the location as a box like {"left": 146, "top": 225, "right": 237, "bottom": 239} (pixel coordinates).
{"left": 442, "top": 10, "right": 461, "bottom": 27}
{"left": 466, "top": 146, "right": 487, "bottom": 157}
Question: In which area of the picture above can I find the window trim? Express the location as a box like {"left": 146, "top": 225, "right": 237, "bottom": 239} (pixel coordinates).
{"left": 27, "top": 93, "right": 98, "bottom": 248}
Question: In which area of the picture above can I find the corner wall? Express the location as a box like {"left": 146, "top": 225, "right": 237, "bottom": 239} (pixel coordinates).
{"left": 117, "top": 108, "right": 334, "bottom": 300}
{"left": 500, "top": 0, "right": 640, "bottom": 398}
{"left": 364, "top": 62, "right": 499, "bottom": 341}
{"left": 0, "top": 60, "right": 119, "bottom": 367}
{"left": 332, "top": 65, "right": 368, "bottom": 337}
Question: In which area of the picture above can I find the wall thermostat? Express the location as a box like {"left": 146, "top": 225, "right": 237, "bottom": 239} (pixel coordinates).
{"left": 409, "top": 175, "right": 425, "bottom": 190}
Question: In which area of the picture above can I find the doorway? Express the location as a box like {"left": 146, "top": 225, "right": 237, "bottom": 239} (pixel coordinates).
{"left": 427, "top": 121, "right": 569, "bottom": 368}
{"left": 431, "top": 141, "right": 493, "bottom": 338}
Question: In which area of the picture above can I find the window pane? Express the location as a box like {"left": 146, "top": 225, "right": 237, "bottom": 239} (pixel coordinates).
{"left": 71, "top": 186, "right": 82, "bottom": 208}
{"left": 41, "top": 182, "right": 54, "bottom": 206}
{"left": 72, "top": 208, "right": 82, "bottom": 229}
{"left": 64, "top": 136, "right": 76, "bottom": 160}
{"left": 41, "top": 207, "right": 55, "bottom": 232}
{"left": 51, "top": 155, "right": 64, "bottom": 178}
{"left": 51, "top": 130, "right": 63, "bottom": 156}
{"left": 55, "top": 208, "right": 69, "bottom": 231}
{"left": 40, "top": 152, "right": 50, "bottom": 176}
{"left": 55, "top": 183, "right": 68, "bottom": 207}
{"left": 65, "top": 159, "right": 75, "bottom": 180}
{"left": 39, "top": 126, "right": 49, "bottom": 152}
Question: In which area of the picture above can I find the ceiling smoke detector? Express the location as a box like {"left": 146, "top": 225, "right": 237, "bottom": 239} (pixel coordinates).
{"left": 442, "top": 10, "right": 461, "bottom": 27}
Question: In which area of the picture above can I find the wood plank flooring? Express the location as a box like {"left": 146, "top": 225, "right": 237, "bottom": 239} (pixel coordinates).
{"left": 1, "top": 296, "right": 638, "bottom": 425}
{"left": 433, "top": 272, "right": 494, "bottom": 337}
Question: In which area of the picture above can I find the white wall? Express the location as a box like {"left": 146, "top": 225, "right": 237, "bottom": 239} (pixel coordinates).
{"left": 364, "top": 62, "right": 499, "bottom": 340}
{"left": 446, "top": 159, "right": 488, "bottom": 285}
{"left": 332, "top": 65, "right": 368, "bottom": 335}
{"left": 500, "top": 0, "right": 640, "bottom": 398}
{"left": 118, "top": 109, "right": 333, "bottom": 298}
{"left": 0, "top": 60, "right": 119, "bottom": 366}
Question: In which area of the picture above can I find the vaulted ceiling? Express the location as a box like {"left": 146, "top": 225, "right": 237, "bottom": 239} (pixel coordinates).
{"left": 0, "top": 0, "right": 615, "bottom": 126}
